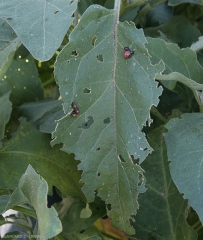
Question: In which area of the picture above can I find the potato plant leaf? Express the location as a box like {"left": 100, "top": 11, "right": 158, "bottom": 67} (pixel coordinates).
{"left": 165, "top": 113, "right": 203, "bottom": 225}
{"left": 52, "top": 5, "right": 164, "bottom": 234}
{"left": 0, "top": 0, "right": 77, "bottom": 61}
{"left": 6, "top": 165, "right": 62, "bottom": 239}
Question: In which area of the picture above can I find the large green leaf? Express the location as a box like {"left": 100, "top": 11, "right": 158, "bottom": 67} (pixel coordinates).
{"left": 0, "top": 119, "right": 84, "bottom": 200}
{"left": 52, "top": 5, "right": 164, "bottom": 234}
{"left": 165, "top": 113, "right": 203, "bottom": 225}
{"left": 0, "top": 0, "right": 77, "bottom": 61}
{"left": 132, "top": 126, "right": 197, "bottom": 240}
{"left": 0, "top": 92, "right": 12, "bottom": 148}
{"left": 5, "top": 165, "right": 62, "bottom": 239}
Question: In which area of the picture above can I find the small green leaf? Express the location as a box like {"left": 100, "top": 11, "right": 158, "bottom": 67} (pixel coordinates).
{"left": 80, "top": 203, "right": 92, "bottom": 219}
{"left": 6, "top": 165, "right": 62, "bottom": 239}
{"left": 0, "top": 119, "right": 84, "bottom": 200}
{"left": 165, "top": 113, "right": 203, "bottom": 225}
{"left": 0, "top": 0, "right": 77, "bottom": 61}
{"left": 61, "top": 199, "right": 106, "bottom": 234}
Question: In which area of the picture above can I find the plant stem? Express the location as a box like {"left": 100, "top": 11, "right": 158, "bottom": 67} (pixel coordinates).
{"left": 114, "top": 0, "right": 121, "bottom": 14}
{"left": 150, "top": 106, "right": 167, "bottom": 123}
{"left": 42, "top": 78, "right": 55, "bottom": 87}
{"left": 12, "top": 206, "right": 37, "bottom": 219}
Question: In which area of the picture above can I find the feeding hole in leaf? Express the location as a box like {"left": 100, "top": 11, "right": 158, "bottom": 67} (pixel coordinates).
{"left": 83, "top": 87, "right": 91, "bottom": 94}
{"left": 106, "top": 204, "right": 112, "bottom": 211}
{"left": 119, "top": 155, "right": 125, "bottom": 163}
{"left": 103, "top": 117, "right": 110, "bottom": 124}
{"left": 69, "top": 0, "right": 74, "bottom": 5}
{"left": 71, "top": 50, "right": 78, "bottom": 57}
{"left": 96, "top": 147, "right": 101, "bottom": 151}
{"left": 79, "top": 230, "right": 85, "bottom": 234}
{"left": 97, "top": 54, "right": 103, "bottom": 62}
{"left": 97, "top": 172, "right": 101, "bottom": 177}
{"left": 54, "top": 10, "right": 59, "bottom": 14}
{"left": 138, "top": 173, "right": 145, "bottom": 187}
{"left": 79, "top": 116, "right": 94, "bottom": 129}
{"left": 131, "top": 155, "right": 139, "bottom": 164}
{"left": 92, "top": 35, "right": 98, "bottom": 46}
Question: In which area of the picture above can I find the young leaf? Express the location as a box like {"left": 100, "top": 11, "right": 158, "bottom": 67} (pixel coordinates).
{"left": 0, "top": 119, "right": 84, "bottom": 200}
{"left": 6, "top": 165, "right": 62, "bottom": 239}
{"left": 0, "top": 0, "right": 77, "bottom": 61}
{"left": 52, "top": 5, "right": 164, "bottom": 234}
{"left": 132, "top": 126, "right": 197, "bottom": 239}
{"left": 165, "top": 113, "right": 203, "bottom": 225}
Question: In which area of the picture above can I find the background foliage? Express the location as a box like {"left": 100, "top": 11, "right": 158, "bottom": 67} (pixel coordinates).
{"left": 1, "top": 0, "right": 203, "bottom": 239}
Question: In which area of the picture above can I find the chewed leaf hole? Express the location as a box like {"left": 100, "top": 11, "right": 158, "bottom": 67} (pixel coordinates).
{"left": 96, "top": 147, "right": 101, "bottom": 151}
{"left": 69, "top": 0, "right": 74, "bottom": 5}
{"left": 71, "top": 50, "right": 78, "bottom": 57}
{"left": 92, "top": 35, "right": 98, "bottom": 46}
{"left": 107, "top": 204, "right": 112, "bottom": 211}
{"left": 119, "top": 155, "right": 125, "bottom": 163}
{"left": 103, "top": 117, "right": 110, "bottom": 124}
{"left": 97, "top": 54, "right": 103, "bottom": 62}
{"left": 83, "top": 87, "right": 91, "bottom": 94}
{"left": 97, "top": 172, "right": 100, "bottom": 177}
{"left": 79, "top": 116, "right": 94, "bottom": 129}
{"left": 131, "top": 155, "right": 139, "bottom": 164}
{"left": 79, "top": 229, "right": 85, "bottom": 234}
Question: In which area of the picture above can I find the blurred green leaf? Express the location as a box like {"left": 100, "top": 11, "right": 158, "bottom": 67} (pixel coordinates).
{"left": 52, "top": 5, "right": 164, "bottom": 235}
{"left": 0, "top": 49, "right": 44, "bottom": 105}
{"left": 168, "top": 0, "right": 203, "bottom": 6}
{"left": 18, "top": 99, "right": 64, "bottom": 133}
{"left": 0, "top": 92, "right": 12, "bottom": 148}
{"left": 165, "top": 113, "right": 203, "bottom": 226}
{"left": 0, "top": 19, "right": 21, "bottom": 80}
{"left": 145, "top": 16, "right": 200, "bottom": 48}
{"left": 132, "top": 126, "right": 197, "bottom": 240}
{"left": 0, "top": 0, "right": 77, "bottom": 61}
{"left": 0, "top": 119, "right": 84, "bottom": 200}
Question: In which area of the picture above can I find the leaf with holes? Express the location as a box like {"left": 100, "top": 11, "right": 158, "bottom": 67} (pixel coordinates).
{"left": 52, "top": 5, "right": 164, "bottom": 235}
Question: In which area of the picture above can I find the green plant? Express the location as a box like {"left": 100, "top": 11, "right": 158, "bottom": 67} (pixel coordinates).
{"left": 1, "top": 0, "right": 203, "bottom": 239}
